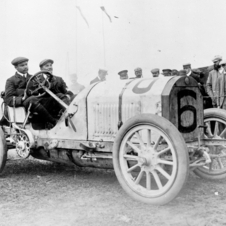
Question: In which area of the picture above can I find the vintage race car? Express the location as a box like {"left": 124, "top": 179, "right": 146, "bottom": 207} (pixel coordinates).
{"left": 0, "top": 71, "right": 226, "bottom": 205}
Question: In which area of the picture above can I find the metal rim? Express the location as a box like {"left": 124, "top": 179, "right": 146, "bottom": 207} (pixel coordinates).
{"left": 203, "top": 117, "right": 226, "bottom": 174}
{"left": 119, "top": 124, "right": 178, "bottom": 198}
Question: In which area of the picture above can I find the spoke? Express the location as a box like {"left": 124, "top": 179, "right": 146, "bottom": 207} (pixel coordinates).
{"left": 214, "top": 121, "right": 219, "bottom": 137}
{"left": 158, "top": 159, "right": 174, "bottom": 165}
{"left": 154, "top": 135, "right": 162, "bottom": 150}
{"left": 219, "top": 127, "right": 226, "bottom": 138}
{"left": 135, "top": 170, "right": 144, "bottom": 184}
{"left": 147, "top": 129, "right": 151, "bottom": 148}
{"left": 205, "top": 122, "right": 214, "bottom": 137}
{"left": 217, "top": 158, "right": 224, "bottom": 169}
{"left": 146, "top": 171, "right": 151, "bottom": 190}
{"left": 127, "top": 141, "right": 142, "bottom": 154}
{"left": 209, "top": 160, "right": 213, "bottom": 172}
{"left": 156, "top": 166, "right": 171, "bottom": 180}
{"left": 135, "top": 132, "right": 146, "bottom": 150}
{"left": 127, "top": 163, "right": 140, "bottom": 173}
{"left": 157, "top": 147, "right": 170, "bottom": 156}
{"left": 152, "top": 171, "right": 163, "bottom": 189}
{"left": 123, "top": 154, "right": 139, "bottom": 161}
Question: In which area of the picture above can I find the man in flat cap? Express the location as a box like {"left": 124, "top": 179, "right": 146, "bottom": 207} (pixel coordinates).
{"left": 151, "top": 68, "right": 159, "bottom": 77}
{"left": 39, "top": 59, "right": 73, "bottom": 108}
{"left": 4, "top": 57, "right": 57, "bottom": 127}
{"left": 162, "top": 69, "right": 172, "bottom": 76}
{"left": 134, "top": 67, "right": 142, "bottom": 78}
{"left": 206, "top": 55, "right": 224, "bottom": 108}
{"left": 171, "top": 69, "right": 179, "bottom": 76}
{"left": 183, "top": 63, "right": 207, "bottom": 98}
{"left": 183, "top": 63, "right": 203, "bottom": 82}
{"left": 118, "top": 70, "right": 128, "bottom": 80}
{"left": 179, "top": 70, "right": 187, "bottom": 76}
{"left": 90, "top": 69, "right": 108, "bottom": 84}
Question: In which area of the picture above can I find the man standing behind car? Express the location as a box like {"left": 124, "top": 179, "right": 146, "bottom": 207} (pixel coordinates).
{"left": 4, "top": 57, "right": 57, "bottom": 127}
{"left": 39, "top": 59, "right": 73, "bottom": 105}
{"left": 206, "top": 55, "right": 223, "bottom": 108}
{"left": 90, "top": 69, "right": 108, "bottom": 84}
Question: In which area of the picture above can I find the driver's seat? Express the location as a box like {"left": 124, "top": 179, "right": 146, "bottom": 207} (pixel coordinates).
{"left": 7, "top": 106, "right": 26, "bottom": 124}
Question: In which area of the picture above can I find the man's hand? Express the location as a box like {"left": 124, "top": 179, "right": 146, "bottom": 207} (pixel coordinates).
{"left": 22, "top": 90, "right": 27, "bottom": 101}
{"left": 211, "top": 97, "right": 217, "bottom": 108}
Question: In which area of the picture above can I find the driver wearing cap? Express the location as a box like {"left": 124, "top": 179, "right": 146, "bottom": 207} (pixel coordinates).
{"left": 39, "top": 59, "right": 73, "bottom": 106}
{"left": 4, "top": 57, "right": 58, "bottom": 128}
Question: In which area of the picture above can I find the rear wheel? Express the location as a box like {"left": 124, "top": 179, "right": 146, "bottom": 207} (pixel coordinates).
{"left": 0, "top": 127, "right": 7, "bottom": 175}
{"left": 194, "top": 108, "right": 226, "bottom": 180}
{"left": 113, "top": 114, "right": 189, "bottom": 205}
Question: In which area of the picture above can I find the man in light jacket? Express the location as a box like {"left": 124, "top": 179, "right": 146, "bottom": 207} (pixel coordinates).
{"left": 206, "top": 55, "right": 223, "bottom": 108}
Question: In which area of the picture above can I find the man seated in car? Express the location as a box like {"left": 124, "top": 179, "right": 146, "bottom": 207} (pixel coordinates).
{"left": 4, "top": 57, "right": 58, "bottom": 128}
{"left": 39, "top": 59, "right": 73, "bottom": 104}
{"left": 39, "top": 59, "right": 74, "bottom": 116}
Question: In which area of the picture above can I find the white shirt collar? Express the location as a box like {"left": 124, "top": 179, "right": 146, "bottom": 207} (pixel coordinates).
{"left": 17, "top": 71, "right": 27, "bottom": 77}
{"left": 187, "top": 71, "right": 191, "bottom": 76}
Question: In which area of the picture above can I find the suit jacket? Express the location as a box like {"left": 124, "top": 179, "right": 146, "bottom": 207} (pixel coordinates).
{"left": 189, "top": 71, "right": 202, "bottom": 84}
{"left": 90, "top": 77, "right": 101, "bottom": 85}
{"left": 4, "top": 72, "right": 32, "bottom": 107}
{"left": 206, "top": 69, "right": 225, "bottom": 107}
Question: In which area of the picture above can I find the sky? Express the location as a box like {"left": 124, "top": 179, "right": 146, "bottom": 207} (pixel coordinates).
{"left": 1, "top": 0, "right": 226, "bottom": 90}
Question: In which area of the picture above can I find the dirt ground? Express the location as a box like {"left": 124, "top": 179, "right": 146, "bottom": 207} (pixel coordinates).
{"left": 1, "top": 150, "right": 226, "bottom": 226}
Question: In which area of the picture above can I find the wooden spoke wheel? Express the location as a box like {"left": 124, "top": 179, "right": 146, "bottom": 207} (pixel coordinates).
{"left": 113, "top": 114, "right": 189, "bottom": 205}
{"left": 194, "top": 108, "right": 226, "bottom": 180}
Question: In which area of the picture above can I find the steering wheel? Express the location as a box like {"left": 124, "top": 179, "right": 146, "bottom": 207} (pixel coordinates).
{"left": 25, "top": 70, "right": 53, "bottom": 97}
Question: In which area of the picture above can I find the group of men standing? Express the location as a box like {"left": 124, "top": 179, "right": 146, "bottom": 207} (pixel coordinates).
{"left": 90, "top": 55, "right": 226, "bottom": 110}
{"left": 90, "top": 63, "right": 203, "bottom": 85}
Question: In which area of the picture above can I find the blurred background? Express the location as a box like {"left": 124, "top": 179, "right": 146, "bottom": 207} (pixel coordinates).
{"left": 1, "top": 0, "right": 226, "bottom": 90}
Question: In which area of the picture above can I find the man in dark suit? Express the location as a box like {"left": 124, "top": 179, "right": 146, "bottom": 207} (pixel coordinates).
{"left": 4, "top": 57, "right": 57, "bottom": 127}
{"left": 90, "top": 69, "right": 108, "bottom": 84}
{"left": 39, "top": 59, "right": 73, "bottom": 106}
{"left": 183, "top": 63, "right": 203, "bottom": 83}
{"left": 183, "top": 63, "right": 211, "bottom": 108}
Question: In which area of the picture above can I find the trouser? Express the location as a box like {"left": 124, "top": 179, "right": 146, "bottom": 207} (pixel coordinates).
{"left": 23, "top": 96, "right": 57, "bottom": 124}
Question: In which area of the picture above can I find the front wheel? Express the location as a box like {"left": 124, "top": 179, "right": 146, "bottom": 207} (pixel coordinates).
{"left": 113, "top": 114, "right": 189, "bottom": 205}
{"left": 0, "top": 127, "right": 7, "bottom": 175}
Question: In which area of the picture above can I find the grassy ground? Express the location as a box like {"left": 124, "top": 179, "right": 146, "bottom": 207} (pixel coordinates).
{"left": 0, "top": 151, "right": 226, "bottom": 226}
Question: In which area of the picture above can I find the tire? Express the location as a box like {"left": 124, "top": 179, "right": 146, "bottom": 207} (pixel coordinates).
{"left": 194, "top": 108, "right": 226, "bottom": 180}
{"left": 0, "top": 127, "right": 7, "bottom": 175}
{"left": 113, "top": 114, "right": 189, "bottom": 205}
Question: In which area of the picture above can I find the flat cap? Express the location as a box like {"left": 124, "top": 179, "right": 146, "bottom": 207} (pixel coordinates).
{"left": 183, "top": 63, "right": 191, "bottom": 68}
{"left": 11, "top": 57, "right": 28, "bottom": 66}
{"left": 179, "top": 69, "right": 187, "bottom": 76}
{"left": 39, "top": 59, "right": 54, "bottom": 67}
{"left": 98, "top": 68, "right": 108, "bottom": 73}
{"left": 212, "top": 55, "right": 222, "bottom": 63}
{"left": 162, "top": 69, "right": 172, "bottom": 73}
{"left": 220, "top": 60, "right": 226, "bottom": 65}
{"left": 171, "top": 69, "right": 179, "bottom": 75}
{"left": 151, "top": 68, "right": 159, "bottom": 73}
{"left": 134, "top": 67, "right": 142, "bottom": 72}
{"left": 118, "top": 70, "right": 128, "bottom": 75}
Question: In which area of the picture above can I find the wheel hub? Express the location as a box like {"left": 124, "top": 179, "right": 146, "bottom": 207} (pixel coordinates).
{"left": 17, "top": 141, "right": 25, "bottom": 151}
{"left": 15, "top": 133, "right": 31, "bottom": 159}
{"left": 139, "top": 148, "right": 158, "bottom": 170}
